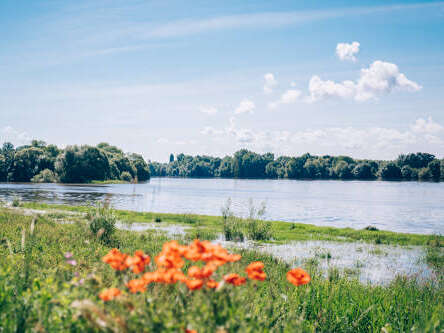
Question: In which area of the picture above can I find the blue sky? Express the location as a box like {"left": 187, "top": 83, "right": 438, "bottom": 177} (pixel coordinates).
{"left": 1, "top": 0, "right": 443, "bottom": 161}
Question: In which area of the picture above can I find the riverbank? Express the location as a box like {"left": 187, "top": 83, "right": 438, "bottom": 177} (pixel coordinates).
{"left": 18, "top": 202, "right": 444, "bottom": 246}
{"left": 0, "top": 204, "right": 443, "bottom": 331}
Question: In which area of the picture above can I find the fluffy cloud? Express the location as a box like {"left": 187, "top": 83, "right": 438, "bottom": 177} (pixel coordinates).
{"left": 263, "top": 73, "right": 277, "bottom": 94}
{"left": 0, "top": 126, "right": 31, "bottom": 146}
{"left": 200, "top": 126, "right": 224, "bottom": 136}
{"left": 199, "top": 106, "right": 218, "bottom": 115}
{"left": 308, "top": 60, "right": 422, "bottom": 102}
{"left": 336, "top": 41, "right": 360, "bottom": 62}
{"left": 199, "top": 117, "right": 444, "bottom": 158}
{"left": 156, "top": 137, "right": 169, "bottom": 144}
{"left": 410, "top": 116, "right": 444, "bottom": 134}
{"left": 269, "top": 89, "right": 302, "bottom": 109}
{"left": 234, "top": 99, "right": 255, "bottom": 114}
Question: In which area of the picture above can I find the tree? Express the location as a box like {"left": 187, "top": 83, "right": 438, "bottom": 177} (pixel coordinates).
{"left": 11, "top": 147, "right": 47, "bottom": 182}
{"left": 428, "top": 160, "right": 441, "bottom": 181}
{"left": 129, "top": 154, "right": 150, "bottom": 181}
{"left": 353, "top": 163, "right": 375, "bottom": 180}
{"left": 55, "top": 146, "right": 110, "bottom": 183}
{"left": 397, "top": 153, "right": 435, "bottom": 169}
{"left": 169, "top": 154, "right": 174, "bottom": 163}
{"left": 334, "top": 161, "right": 353, "bottom": 179}
{"left": 380, "top": 163, "right": 402, "bottom": 180}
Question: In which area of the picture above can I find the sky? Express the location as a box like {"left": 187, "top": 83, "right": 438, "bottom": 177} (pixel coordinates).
{"left": 0, "top": 0, "right": 443, "bottom": 162}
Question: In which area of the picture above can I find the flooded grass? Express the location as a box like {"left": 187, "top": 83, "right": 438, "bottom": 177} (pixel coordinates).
{"left": 0, "top": 206, "right": 443, "bottom": 331}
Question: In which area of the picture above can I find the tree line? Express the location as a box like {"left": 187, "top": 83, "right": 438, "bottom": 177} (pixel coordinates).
{"left": 0, "top": 141, "right": 150, "bottom": 183}
{"left": 1, "top": 141, "right": 442, "bottom": 183}
{"left": 149, "top": 150, "right": 444, "bottom": 182}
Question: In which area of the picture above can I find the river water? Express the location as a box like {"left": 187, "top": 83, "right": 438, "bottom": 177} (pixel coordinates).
{"left": 1, "top": 178, "right": 443, "bottom": 234}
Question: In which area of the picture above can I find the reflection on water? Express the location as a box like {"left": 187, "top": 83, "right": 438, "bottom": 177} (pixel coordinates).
{"left": 1, "top": 178, "right": 443, "bottom": 234}
{"left": 214, "top": 239, "right": 434, "bottom": 285}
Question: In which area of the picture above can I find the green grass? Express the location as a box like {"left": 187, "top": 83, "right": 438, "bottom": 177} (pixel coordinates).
{"left": 90, "top": 180, "right": 131, "bottom": 184}
{"left": 20, "top": 202, "right": 444, "bottom": 246}
{"left": 0, "top": 207, "right": 443, "bottom": 332}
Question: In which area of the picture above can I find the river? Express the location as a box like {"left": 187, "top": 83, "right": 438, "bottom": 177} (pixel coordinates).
{"left": 1, "top": 177, "right": 443, "bottom": 234}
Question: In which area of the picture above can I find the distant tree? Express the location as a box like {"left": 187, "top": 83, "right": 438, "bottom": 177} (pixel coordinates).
{"left": 1, "top": 142, "right": 15, "bottom": 181}
{"left": 11, "top": 147, "right": 47, "bottom": 182}
{"left": 120, "top": 171, "right": 133, "bottom": 182}
{"left": 380, "top": 163, "right": 402, "bottom": 180}
{"left": 428, "top": 160, "right": 441, "bottom": 181}
{"left": 55, "top": 146, "right": 110, "bottom": 183}
{"left": 169, "top": 153, "right": 174, "bottom": 163}
{"left": 334, "top": 160, "right": 353, "bottom": 179}
{"left": 418, "top": 167, "right": 431, "bottom": 181}
{"left": 31, "top": 169, "right": 58, "bottom": 183}
{"left": 397, "top": 153, "right": 435, "bottom": 169}
{"left": 353, "top": 163, "right": 375, "bottom": 180}
{"left": 129, "top": 153, "right": 150, "bottom": 181}
{"left": 110, "top": 155, "right": 136, "bottom": 178}
{"left": 401, "top": 165, "right": 418, "bottom": 180}
{"left": 0, "top": 155, "right": 7, "bottom": 181}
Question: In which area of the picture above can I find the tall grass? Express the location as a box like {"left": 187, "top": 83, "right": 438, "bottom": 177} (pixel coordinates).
{"left": 87, "top": 202, "right": 117, "bottom": 245}
{"left": 0, "top": 208, "right": 443, "bottom": 331}
{"left": 221, "top": 198, "right": 273, "bottom": 241}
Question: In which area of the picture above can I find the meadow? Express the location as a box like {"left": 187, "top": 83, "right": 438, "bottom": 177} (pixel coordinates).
{"left": 0, "top": 202, "right": 443, "bottom": 332}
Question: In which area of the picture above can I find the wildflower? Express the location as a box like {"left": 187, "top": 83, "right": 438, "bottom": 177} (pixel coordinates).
{"left": 246, "top": 261, "right": 266, "bottom": 281}
{"left": 126, "top": 278, "right": 147, "bottom": 293}
{"left": 224, "top": 273, "right": 246, "bottom": 286}
{"left": 287, "top": 268, "right": 311, "bottom": 286}
{"left": 64, "top": 252, "right": 73, "bottom": 259}
{"left": 99, "top": 288, "right": 121, "bottom": 301}
{"left": 185, "top": 329, "right": 197, "bottom": 333}
{"left": 187, "top": 266, "right": 205, "bottom": 279}
{"left": 125, "top": 250, "right": 151, "bottom": 274}
{"left": 185, "top": 279, "right": 204, "bottom": 290}
{"left": 66, "top": 259, "right": 77, "bottom": 266}
{"left": 206, "top": 280, "right": 219, "bottom": 289}
{"left": 102, "top": 248, "right": 128, "bottom": 271}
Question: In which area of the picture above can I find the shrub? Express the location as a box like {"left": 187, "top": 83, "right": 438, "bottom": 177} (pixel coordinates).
{"left": 12, "top": 197, "right": 21, "bottom": 207}
{"left": 31, "top": 169, "right": 58, "bottom": 183}
{"left": 120, "top": 171, "right": 133, "bottom": 182}
{"left": 87, "top": 202, "right": 117, "bottom": 244}
{"left": 154, "top": 216, "right": 162, "bottom": 223}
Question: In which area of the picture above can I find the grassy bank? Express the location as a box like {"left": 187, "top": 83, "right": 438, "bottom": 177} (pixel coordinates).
{"left": 0, "top": 205, "right": 443, "bottom": 332}
{"left": 19, "top": 202, "right": 444, "bottom": 246}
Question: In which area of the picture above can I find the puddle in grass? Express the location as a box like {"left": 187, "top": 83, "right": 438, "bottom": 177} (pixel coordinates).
{"left": 116, "top": 222, "right": 189, "bottom": 238}
{"left": 214, "top": 239, "right": 434, "bottom": 285}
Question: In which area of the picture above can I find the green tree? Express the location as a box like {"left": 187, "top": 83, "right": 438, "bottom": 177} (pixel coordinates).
{"left": 380, "top": 163, "right": 402, "bottom": 180}
{"left": 428, "top": 160, "right": 441, "bottom": 181}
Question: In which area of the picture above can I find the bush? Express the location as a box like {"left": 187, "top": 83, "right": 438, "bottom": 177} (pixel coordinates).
{"left": 120, "top": 171, "right": 133, "bottom": 182}
{"left": 31, "top": 169, "right": 58, "bottom": 183}
{"left": 87, "top": 202, "right": 117, "bottom": 244}
{"left": 12, "top": 197, "right": 21, "bottom": 207}
{"left": 221, "top": 199, "right": 273, "bottom": 241}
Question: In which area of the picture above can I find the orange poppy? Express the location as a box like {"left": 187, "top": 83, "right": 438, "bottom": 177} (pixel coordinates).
{"left": 206, "top": 280, "right": 219, "bottom": 289}
{"left": 126, "top": 278, "right": 147, "bottom": 293}
{"left": 125, "top": 250, "right": 151, "bottom": 274}
{"left": 99, "top": 288, "right": 121, "bottom": 301}
{"left": 185, "top": 279, "right": 204, "bottom": 290}
{"left": 102, "top": 248, "right": 129, "bottom": 271}
{"left": 287, "top": 268, "right": 311, "bottom": 286}
{"left": 224, "top": 273, "right": 246, "bottom": 286}
{"left": 246, "top": 261, "right": 266, "bottom": 281}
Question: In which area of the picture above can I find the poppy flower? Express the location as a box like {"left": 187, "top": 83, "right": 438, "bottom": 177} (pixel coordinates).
{"left": 187, "top": 266, "right": 204, "bottom": 279}
{"left": 246, "top": 261, "right": 266, "bottom": 281}
{"left": 287, "top": 268, "right": 311, "bottom": 286}
{"left": 126, "top": 278, "right": 147, "bottom": 293}
{"left": 224, "top": 273, "right": 246, "bottom": 286}
{"left": 185, "top": 279, "right": 204, "bottom": 290}
{"left": 125, "top": 250, "right": 151, "bottom": 274}
{"left": 206, "top": 280, "right": 219, "bottom": 289}
{"left": 99, "top": 288, "right": 121, "bottom": 301}
{"left": 102, "top": 248, "right": 128, "bottom": 271}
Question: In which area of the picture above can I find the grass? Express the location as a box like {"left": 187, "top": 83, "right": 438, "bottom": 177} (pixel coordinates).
{"left": 0, "top": 207, "right": 443, "bottom": 332}
{"left": 90, "top": 180, "right": 131, "bottom": 184}
{"left": 19, "top": 202, "right": 444, "bottom": 246}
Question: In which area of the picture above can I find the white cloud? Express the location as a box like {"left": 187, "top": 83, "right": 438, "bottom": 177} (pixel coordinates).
{"left": 0, "top": 126, "right": 31, "bottom": 146}
{"left": 410, "top": 116, "right": 444, "bottom": 134}
{"left": 269, "top": 89, "right": 302, "bottom": 109}
{"left": 308, "top": 60, "right": 422, "bottom": 102}
{"left": 234, "top": 99, "right": 255, "bottom": 114}
{"left": 263, "top": 73, "right": 277, "bottom": 94}
{"left": 156, "top": 137, "right": 169, "bottom": 144}
{"left": 336, "top": 41, "right": 360, "bottom": 62}
{"left": 199, "top": 117, "right": 444, "bottom": 158}
{"left": 200, "top": 126, "right": 224, "bottom": 136}
{"left": 199, "top": 106, "right": 218, "bottom": 115}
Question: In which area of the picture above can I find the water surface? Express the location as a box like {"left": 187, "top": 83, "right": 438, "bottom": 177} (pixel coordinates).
{"left": 1, "top": 178, "right": 443, "bottom": 234}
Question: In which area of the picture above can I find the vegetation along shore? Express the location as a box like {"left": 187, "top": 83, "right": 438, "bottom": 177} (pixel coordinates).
{"left": 0, "top": 201, "right": 443, "bottom": 331}
{"left": 1, "top": 140, "right": 443, "bottom": 183}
